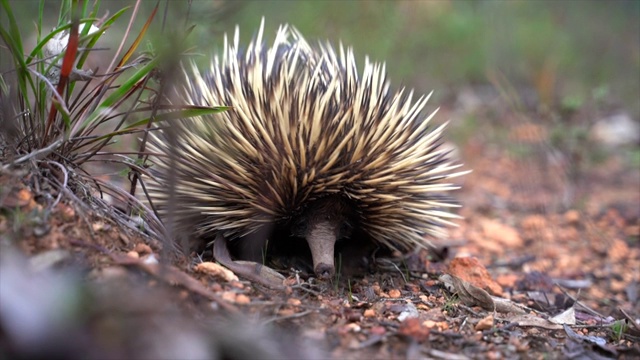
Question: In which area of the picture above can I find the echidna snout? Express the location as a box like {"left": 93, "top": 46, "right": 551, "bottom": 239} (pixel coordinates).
{"left": 295, "top": 195, "right": 355, "bottom": 279}
{"left": 306, "top": 221, "right": 337, "bottom": 279}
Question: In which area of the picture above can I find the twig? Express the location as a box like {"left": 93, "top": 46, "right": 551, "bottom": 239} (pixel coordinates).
{"left": 290, "top": 283, "right": 324, "bottom": 297}
{"left": 3, "top": 139, "right": 62, "bottom": 169}
{"left": 378, "top": 258, "right": 408, "bottom": 283}
{"left": 555, "top": 284, "right": 605, "bottom": 318}
{"left": 43, "top": 160, "right": 68, "bottom": 209}
{"left": 261, "top": 309, "right": 315, "bottom": 325}
{"left": 619, "top": 308, "right": 640, "bottom": 332}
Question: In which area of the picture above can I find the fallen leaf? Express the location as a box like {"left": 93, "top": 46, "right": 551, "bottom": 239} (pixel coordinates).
{"left": 195, "top": 261, "right": 239, "bottom": 282}
{"left": 475, "top": 314, "right": 494, "bottom": 331}
{"left": 550, "top": 307, "right": 576, "bottom": 325}
{"left": 447, "top": 257, "right": 503, "bottom": 295}
{"left": 440, "top": 274, "right": 495, "bottom": 311}
{"left": 510, "top": 314, "right": 563, "bottom": 330}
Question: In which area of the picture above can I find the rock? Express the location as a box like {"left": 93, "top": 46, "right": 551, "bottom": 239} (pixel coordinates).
{"left": 590, "top": 112, "right": 640, "bottom": 146}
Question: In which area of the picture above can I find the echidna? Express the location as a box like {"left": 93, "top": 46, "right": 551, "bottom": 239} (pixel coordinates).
{"left": 147, "top": 21, "right": 467, "bottom": 283}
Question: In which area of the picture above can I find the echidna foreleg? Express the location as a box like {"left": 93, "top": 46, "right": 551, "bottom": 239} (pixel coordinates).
{"left": 214, "top": 234, "right": 285, "bottom": 289}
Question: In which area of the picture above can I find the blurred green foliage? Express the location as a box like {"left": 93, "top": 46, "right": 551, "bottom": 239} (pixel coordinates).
{"left": 3, "top": 0, "right": 639, "bottom": 116}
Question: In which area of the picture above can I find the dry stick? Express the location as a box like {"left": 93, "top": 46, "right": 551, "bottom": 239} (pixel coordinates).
{"left": 43, "top": 160, "right": 68, "bottom": 209}
{"left": 134, "top": 37, "right": 194, "bottom": 257}
{"left": 127, "top": 74, "right": 159, "bottom": 208}
{"left": 290, "top": 283, "right": 323, "bottom": 297}
{"left": 260, "top": 310, "right": 315, "bottom": 325}
{"left": 129, "top": 69, "right": 180, "bottom": 272}
{"left": 67, "top": 64, "right": 99, "bottom": 111}
{"left": 4, "top": 139, "right": 62, "bottom": 169}
{"left": 137, "top": 173, "right": 164, "bottom": 230}
{"left": 128, "top": 2, "right": 174, "bottom": 211}
{"left": 555, "top": 284, "right": 605, "bottom": 319}
{"left": 377, "top": 258, "right": 407, "bottom": 283}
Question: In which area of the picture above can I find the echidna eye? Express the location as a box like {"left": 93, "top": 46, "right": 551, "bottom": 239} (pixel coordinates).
{"left": 290, "top": 221, "right": 306, "bottom": 238}
{"left": 338, "top": 221, "right": 354, "bottom": 239}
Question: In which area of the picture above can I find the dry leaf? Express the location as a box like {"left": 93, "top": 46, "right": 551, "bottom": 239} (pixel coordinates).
{"left": 550, "top": 307, "right": 576, "bottom": 325}
{"left": 440, "top": 274, "right": 495, "bottom": 311}
{"left": 195, "top": 262, "right": 239, "bottom": 282}
{"left": 475, "top": 314, "right": 494, "bottom": 331}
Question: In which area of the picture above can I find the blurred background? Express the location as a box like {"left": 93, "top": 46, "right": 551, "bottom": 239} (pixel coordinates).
{"left": 6, "top": 0, "right": 639, "bottom": 117}
{"left": 4, "top": 0, "right": 639, "bottom": 213}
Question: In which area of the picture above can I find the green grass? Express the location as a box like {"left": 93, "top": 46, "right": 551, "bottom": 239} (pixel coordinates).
{"left": 7, "top": 1, "right": 638, "bottom": 118}
{"left": 181, "top": 0, "right": 638, "bottom": 117}
{"left": 609, "top": 319, "right": 629, "bottom": 342}
{"left": 0, "top": 0, "right": 227, "bottom": 240}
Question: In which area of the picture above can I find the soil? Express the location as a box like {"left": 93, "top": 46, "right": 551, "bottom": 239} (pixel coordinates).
{"left": 1, "top": 104, "right": 639, "bottom": 359}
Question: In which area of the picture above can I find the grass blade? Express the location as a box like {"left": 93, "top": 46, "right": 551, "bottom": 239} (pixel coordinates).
{"left": 123, "top": 106, "right": 232, "bottom": 129}
{"left": 115, "top": 1, "right": 158, "bottom": 71}
{"left": 74, "top": 56, "right": 160, "bottom": 135}
{"left": 43, "top": 10, "right": 80, "bottom": 144}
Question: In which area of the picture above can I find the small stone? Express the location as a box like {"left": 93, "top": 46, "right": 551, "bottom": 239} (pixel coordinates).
{"left": 423, "top": 320, "right": 437, "bottom": 328}
{"left": 564, "top": 210, "right": 580, "bottom": 224}
{"left": 58, "top": 204, "right": 75, "bottom": 221}
{"left": 221, "top": 291, "right": 236, "bottom": 302}
{"left": 475, "top": 315, "right": 494, "bottom": 331}
{"left": 287, "top": 298, "right": 302, "bottom": 306}
{"left": 134, "top": 243, "right": 153, "bottom": 255}
{"left": 345, "top": 323, "right": 361, "bottom": 333}
{"left": 235, "top": 294, "right": 251, "bottom": 304}
{"left": 92, "top": 222, "right": 105, "bottom": 232}
{"left": 590, "top": 112, "right": 640, "bottom": 146}
{"left": 372, "top": 284, "right": 382, "bottom": 295}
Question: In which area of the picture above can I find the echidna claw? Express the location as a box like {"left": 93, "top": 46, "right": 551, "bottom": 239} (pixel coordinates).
{"left": 213, "top": 234, "right": 285, "bottom": 290}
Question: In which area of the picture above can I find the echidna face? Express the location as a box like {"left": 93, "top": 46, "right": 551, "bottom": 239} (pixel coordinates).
{"left": 147, "top": 21, "right": 468, "bottom": 280}
{"left": 290, "top": 195, "right": 356, "bottom": 278}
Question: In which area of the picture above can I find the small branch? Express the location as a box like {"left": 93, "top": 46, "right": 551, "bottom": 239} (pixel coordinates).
{"left": 3, "top": 139, "right": 63, "bottom": 170}
{"left": 43, "top": 160, "right": 68, "bottom": 209}
{"left": 261, "top": 310, "right": 316, "bottom": 325}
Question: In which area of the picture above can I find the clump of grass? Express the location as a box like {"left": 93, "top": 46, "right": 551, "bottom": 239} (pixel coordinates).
{"left": 0, "top": 0, "right": 226, "bottom": 243}
{"left": 609, "top": 319, "right": 628, "bottom": 342}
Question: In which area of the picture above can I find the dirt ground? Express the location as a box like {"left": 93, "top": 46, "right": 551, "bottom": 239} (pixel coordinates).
{"left": 1, "top": 101, "right": 639, "bottom": 359}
